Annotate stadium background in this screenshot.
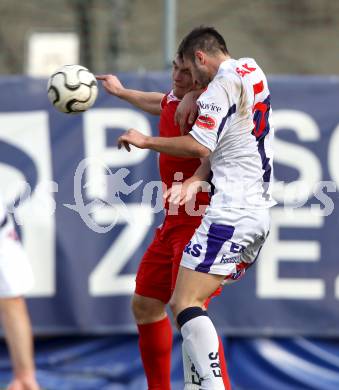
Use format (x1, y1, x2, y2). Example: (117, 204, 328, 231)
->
(0, 0, 339, 389)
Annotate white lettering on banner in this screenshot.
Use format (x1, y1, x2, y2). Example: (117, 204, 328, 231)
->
(84, 109, 153, 295)
(311, 181, 336, 217)
(272, 110, 322, 205)
(331, 128, 339, 299)
(328, 123, 339, 188)
(0, 112, 55, 296)
(0, 108, 336, 298)
(257, 208, 325, 299)
(89, 204, 153, 296)
(83, 109, 151, 199)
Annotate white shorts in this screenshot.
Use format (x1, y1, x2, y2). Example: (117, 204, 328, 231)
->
(0, 215, 34, 297)
(181, 207, 270, 282)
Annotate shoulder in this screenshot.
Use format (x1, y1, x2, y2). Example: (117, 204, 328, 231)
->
(218, 60, 243, 92)
(201, 67, 241, 104)
(161, 90, 181, 108)
(233, 57, 267, 81)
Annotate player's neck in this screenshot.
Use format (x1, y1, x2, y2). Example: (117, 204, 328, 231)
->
(209, 53, 231, 78)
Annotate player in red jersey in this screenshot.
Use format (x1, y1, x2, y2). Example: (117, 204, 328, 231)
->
(97, 56, 231, 390)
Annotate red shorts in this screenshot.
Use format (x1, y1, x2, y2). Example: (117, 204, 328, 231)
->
(135, 213, 222, 304)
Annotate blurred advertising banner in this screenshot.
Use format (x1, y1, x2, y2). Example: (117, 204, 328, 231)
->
(0, 74, 338, 335)
(26, 32, 80, 77)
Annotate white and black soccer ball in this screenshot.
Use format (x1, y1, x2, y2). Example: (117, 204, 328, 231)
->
(47, 65, 98, 113)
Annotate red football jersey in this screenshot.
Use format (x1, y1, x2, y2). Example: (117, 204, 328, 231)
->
(159, 91, 210, 215)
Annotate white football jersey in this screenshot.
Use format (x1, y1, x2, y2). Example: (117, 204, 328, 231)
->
(190, 58, 275, 209)
(0, 194, 6, 223)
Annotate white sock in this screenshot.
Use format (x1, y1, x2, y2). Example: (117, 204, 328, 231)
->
(182, 343, 202, 389)
(181, 315, 225, 390)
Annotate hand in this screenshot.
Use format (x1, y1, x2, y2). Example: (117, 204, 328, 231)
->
(164, 177, 209, 206)
(174, 91, 200, 135)
(96, 74, 124, 97)
(117, 128, 149, 152)
(7, 376, 40, 390)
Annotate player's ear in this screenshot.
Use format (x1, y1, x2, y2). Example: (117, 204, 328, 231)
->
(195, 51, 205, 65)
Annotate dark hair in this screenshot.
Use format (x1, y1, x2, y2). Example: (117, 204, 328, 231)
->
(178, 26, 228, 61)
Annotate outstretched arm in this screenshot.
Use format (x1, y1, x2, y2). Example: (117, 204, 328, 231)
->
(96, 74, 165, 115)
(117, 128, 210, 158)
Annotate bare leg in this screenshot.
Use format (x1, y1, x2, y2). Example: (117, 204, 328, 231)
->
(170, 267, 226, 389)
(0, 297, 40, 390)
(170, 266, 225, 318)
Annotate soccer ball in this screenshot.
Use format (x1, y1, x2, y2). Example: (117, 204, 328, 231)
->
(47, 65, 98, 113)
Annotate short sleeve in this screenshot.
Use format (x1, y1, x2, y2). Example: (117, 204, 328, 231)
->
(189, 78, 237, 152)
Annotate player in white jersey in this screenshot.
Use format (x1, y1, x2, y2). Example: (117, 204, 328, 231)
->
(0, 195, 40, 390)
(190, 59, 274, 210)
(117, 26, 274, 389)
(178, 49, 275, 279)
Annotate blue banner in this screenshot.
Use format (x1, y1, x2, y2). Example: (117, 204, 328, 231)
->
(0, 74, 338, 335)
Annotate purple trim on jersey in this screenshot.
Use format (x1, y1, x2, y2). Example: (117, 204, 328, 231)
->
(252, 96, 271, 141)
(216, 104, 236, 141)
(258, 138, 272, 200)
(0, 214, 8, 229)
(207, 170, 215, 198)
(195, 223, 235, 273)
(253, 95, 272, 200)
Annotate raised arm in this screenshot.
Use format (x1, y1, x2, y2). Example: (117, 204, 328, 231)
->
(191, 156, 211, 182)
(96, 74, 164, 115)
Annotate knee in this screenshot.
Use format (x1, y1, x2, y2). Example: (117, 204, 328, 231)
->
(168, 296, 181, 319)
(131, 294, 148, 321)
(131, 294, 166, 324)
(170, 297, 207, 331)
(169, 293, 205, 320)
(169, 295, 195, 320)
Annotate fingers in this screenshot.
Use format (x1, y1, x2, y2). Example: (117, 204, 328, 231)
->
(175, 107, 188, 133)
(123, 141, 131, 152)
(181, 123, 192, 135)
(117, 129, 138, 152)
(179, 196, 187, 206)
(163, 188, 171, 200)
(179, 119, 188, 135)
(169, 194, 182, 206)
(117, 136, 131, 152)
(96, 74, 119, 82)
(163, 186, 184, 206)
(174, 110, 179, 126)
(95, 74, 108, 80)
(188, 109, 197, 124)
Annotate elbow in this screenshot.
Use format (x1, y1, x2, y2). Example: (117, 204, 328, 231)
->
(196, 145, 211, 158)
(186, 135, 211, 158)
